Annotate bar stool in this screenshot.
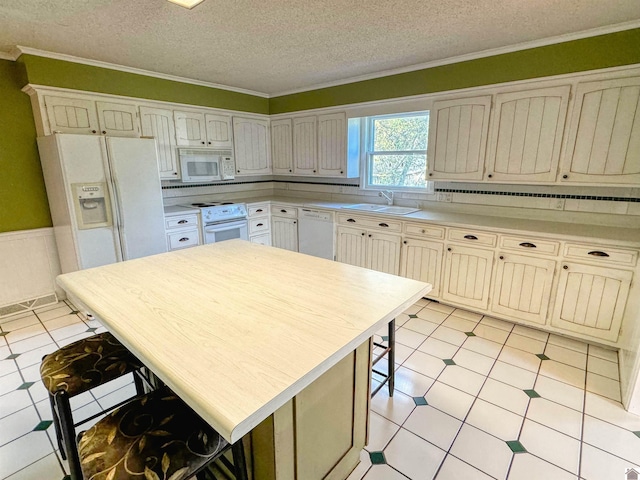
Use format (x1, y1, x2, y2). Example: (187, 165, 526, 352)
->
(40, 332, 146, 480)
(371, 318, 396, 397)
(78, 387, 249, 480)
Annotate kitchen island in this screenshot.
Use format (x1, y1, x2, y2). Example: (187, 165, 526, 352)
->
(56, 240, 431, 479)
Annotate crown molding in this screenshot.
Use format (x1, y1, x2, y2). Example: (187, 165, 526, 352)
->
(0, 49, 18, 61)
(270, 20, 640, 97)
(12, 46, 270, 98)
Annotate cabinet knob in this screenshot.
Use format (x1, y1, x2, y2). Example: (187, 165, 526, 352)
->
(237, 170, 240, 173)
(102, 130, 106, 134)
(562, 174, 568, 179)
(173, 172, 178, 175)
(563, 265, 568, 270)
(403, 240, 407, 244)
(340, 171, 343, 174)
(519, 242, 536, 248)
(208, 141, 212, 145)
(281, 209, 287, 213)
(201, 141, 205, 144)
(313, 170, 316, 173)
(447, 247, 452, 252)
(499, 255, 504, 260)
(368, 234, 372, 237)
(289, 169, 292, 172)
(361, 232, 365, 236)
(293, 221, 296, 224)
(428, 173, 433, 176)
(488, 174, 493, 178)
(421, 229, 425, 234)
(91, 130, 97, 134)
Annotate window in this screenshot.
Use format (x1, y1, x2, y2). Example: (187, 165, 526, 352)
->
(363, 112, 431, 191)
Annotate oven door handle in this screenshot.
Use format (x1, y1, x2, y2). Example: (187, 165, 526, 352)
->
(204, 220, 247, 233)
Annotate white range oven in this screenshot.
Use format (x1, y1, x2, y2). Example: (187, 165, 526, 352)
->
(182, 202, 248, 244)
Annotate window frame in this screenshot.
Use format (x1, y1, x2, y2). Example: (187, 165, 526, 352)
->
(361, 111, 434, 193)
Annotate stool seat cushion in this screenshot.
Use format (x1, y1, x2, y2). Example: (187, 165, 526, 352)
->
(78, 388, 228, 480)
(40, 332, 143, 397)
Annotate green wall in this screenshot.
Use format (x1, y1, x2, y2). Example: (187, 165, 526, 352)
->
(270, 28, 640, 113)
(0, 59, 51, 233)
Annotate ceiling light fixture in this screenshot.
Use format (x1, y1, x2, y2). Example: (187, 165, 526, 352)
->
(167, 0, 205, 9)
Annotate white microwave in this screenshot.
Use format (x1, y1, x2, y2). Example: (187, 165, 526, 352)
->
(178, 149, 235, 182)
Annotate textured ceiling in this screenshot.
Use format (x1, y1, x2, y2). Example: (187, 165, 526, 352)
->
(0, 0, 639, 95)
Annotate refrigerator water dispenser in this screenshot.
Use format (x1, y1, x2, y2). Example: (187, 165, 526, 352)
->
(72, 183, 112, 229)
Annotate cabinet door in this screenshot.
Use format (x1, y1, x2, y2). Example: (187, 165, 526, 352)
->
(233, 117, 271, 175)
(139, 107, 179, 179)
(44, 96, 100, 135)
(551, 263, 632, 341)
(561, 76, 640, 184)
(486, 86, 570, 183)
(204, 114, 233, 149)
(491, 253, 556, 324)
(400, 238, 444, 298)
(271, 216, 298, 252)
(336, 226, 366, 268)
(367, 232, 401, 275)
(293, 116, 317, 175)
(96, 102, 140, 137)
(442, 245, 494, 310)
(427, 96, 491, 181)
(271, 118, 294, 174)
(317, 112, 347, 176)
(174, 111, 207, 147)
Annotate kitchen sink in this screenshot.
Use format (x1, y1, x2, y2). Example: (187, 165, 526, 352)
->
(342, 204, 420, 215)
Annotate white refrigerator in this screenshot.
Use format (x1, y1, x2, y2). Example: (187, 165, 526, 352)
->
(37, 133, 167, 273)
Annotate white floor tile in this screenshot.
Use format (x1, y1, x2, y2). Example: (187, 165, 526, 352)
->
(587, 356, 619, 380)
(498, 346, 541, 373)
(587, 345, 618, 363)
(586, 372, 621, 402)
(451, 309, 482, 322)
(462, 337, 503, 358)
(0, 359, 18, 378)
(415, 298, 430, 307)
(384, 428, 446, 480)
(97, 383, 137, 411)
(4, 452, 64, 480)
(534, 375, 585, 412)
(580, 443, 640, 480)
(42, 313, 83, 332)
(466, 399, 523, 441)
(450, 424, 513, 480)
(72, 401, 105, 433)
(367, 412, 401, 452)
(438, 365, 486, 396)
(489, 361, 537, 390)
(505, 333, 546, 354)
(547, 334, 588, 354)
(403, 305, 422, 315)
(442, 316, 477, 333)
(5, 324, 47, 345)
(394, 313, 411, 328)
(0, 315, 40, 332)
(395, 328, 428, 349)
(394, 344, 414, 365)
(478, 378, 530, 416)
(36, 305, 73, 322)
(55, 331, 93, 347)
(49, 323, 91, 343)
(511, 325, 549, 342)
(544, 344, 587, 370)
(416, 308, 448, 324)
(539, 360, 586, 389)
(584, 392, 640, 431)
(425, 382, 475, 421)
(403, 351, 446, 379)
(371, 390, 416, 425)
(452, 348, 494, 376)
(393, 366, 434, 398)
(10, 333, 53, 355)
(0, 405, 40, 446)
(346, 449, 371, 480)
(417, 337, 459, 359)
(430, 326, 467, 346)
(0, 431, 54, 479)
(583, 415, 640, 465)
(19, 363, 42, 384)
(0, 372, 23, 396)
(526, 398, 582, 439)
(519, 419, 580, 475)
(403, 318, 438, 337)
(28, 381, 50, 404)
(404, 405, 462, 450)
(423, 303, 455, 315)
(362, 464, 407, 480)
(0, 390, 33, 420)
(14, 343, 58, 370)
(479, 316, 514, 332)
(435, 454, 493, 480)
(508, 453, 577, 480)
(472, 324, 509, 344)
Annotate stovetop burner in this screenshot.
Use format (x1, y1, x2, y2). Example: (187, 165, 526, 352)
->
(188, 201, 235, 208)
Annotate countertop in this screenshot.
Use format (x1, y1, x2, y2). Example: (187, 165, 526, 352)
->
(163, 205, 200, 216)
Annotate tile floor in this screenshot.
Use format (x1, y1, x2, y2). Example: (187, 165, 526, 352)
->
(0, 299, 639, 479)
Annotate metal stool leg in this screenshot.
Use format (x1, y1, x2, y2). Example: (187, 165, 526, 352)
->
(55, 391, 83, 480)
(388, 318, 395, 397)
(232, 440, 249, 480)
(48, 393, 66, 459)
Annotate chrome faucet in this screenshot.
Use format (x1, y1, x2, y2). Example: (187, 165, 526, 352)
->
(379, 190, 394, 205)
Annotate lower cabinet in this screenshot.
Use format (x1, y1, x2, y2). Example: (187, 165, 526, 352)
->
(336, 226, 366, 268)
(441, 244, 494, 310)
(336, 226, 401, 275)
(490, 253, 556, 325)
(400, 238, 444, 298)
(551, 262, 633, 342)
(272, 216, 298, 251)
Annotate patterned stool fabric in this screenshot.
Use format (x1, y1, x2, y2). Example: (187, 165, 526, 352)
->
(78, 388, 229, 480)
(40, 331, 143, 396)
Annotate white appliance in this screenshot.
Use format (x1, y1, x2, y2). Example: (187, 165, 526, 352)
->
(37, 134, 168, 273)
(298, 209, 335, 260)
(180, 202, 248, 244)
(179, 149, 235, 182)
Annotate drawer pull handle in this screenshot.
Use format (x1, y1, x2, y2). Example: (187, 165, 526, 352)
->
(519, 242, 536, 248)
(379, 223, 389, 228)
(256, 209, 263, 213)
(179, 237, 189, 242)
(588, 251, 609, 257)
(347, 218, 356, 223)
(256, 223, 263, 227)
(463, 235, 478, 240)
(281, 209, 287, 213)
(178, 220, 188, 224)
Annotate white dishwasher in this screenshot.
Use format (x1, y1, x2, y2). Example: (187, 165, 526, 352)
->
(298, 208, 335, 260)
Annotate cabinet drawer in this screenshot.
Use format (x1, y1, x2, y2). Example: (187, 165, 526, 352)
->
(248, 203, 270, 217)
(563, 244, 638, 266)
(448, 228, 497, 247)
(272, 205, 298, 218)
(165, 214, 199, 230)
(250, 233, 272, 246)
(500, 236, 559, 255)
(167, 228, 199, 250)
(403, 223, 445, 239)
(249, 218, 270, 235)
(337, 214, 402, 233)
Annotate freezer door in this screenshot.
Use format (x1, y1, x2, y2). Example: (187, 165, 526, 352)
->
(106, 137, 168, 260)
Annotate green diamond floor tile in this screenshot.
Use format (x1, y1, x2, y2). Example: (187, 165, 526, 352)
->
(443, 359, 456, 366)
(536, 353, 550, 360)
(5, 353, 20, 360)
(369, 451, 387, 465)
(524, 389, 541, 398)
(70, 311, 79, 315)
(17, 381, 35, 390)
(413, 396, 428, 406)
(381, 336, 389, 342)
(633, 431, 640, 439)
(86, 327, 98, 333)
(408, 314, 418, 318)
(0, 332, 9, 336)
(33, 420, 53, 431)
(506, 440, 527, 453)
(465, 331, 476, 337)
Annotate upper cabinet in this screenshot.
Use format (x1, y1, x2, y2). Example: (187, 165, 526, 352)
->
(233, 117, 271, 175)
(317, 113, 347, 176)
(140, 107, 179, 179)
(96, 102, 140, 137)
(174, 111, 207, 147)
(486, 86, 570, 183)
(561, 76, 640, 185)
(293, 116, 318, 175)
(44, 96, 100, 135)
(205, 114, 233, 149)
(427, 95, 491, 181)
(271, 119, 294, 174)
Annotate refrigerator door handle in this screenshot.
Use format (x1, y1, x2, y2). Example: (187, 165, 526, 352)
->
(102, 141, 125, 262)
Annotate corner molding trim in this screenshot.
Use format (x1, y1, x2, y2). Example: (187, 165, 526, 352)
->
(12, 45, 270, 98)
